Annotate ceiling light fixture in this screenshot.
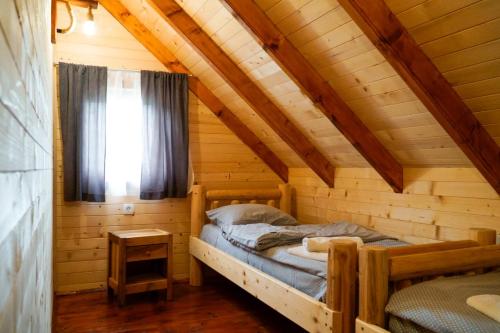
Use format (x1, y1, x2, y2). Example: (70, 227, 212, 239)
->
(83, 6, 96, 36)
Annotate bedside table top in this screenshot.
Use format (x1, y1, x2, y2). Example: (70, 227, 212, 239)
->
(110, 229, 170, 239)
(108, 229, 172, 246)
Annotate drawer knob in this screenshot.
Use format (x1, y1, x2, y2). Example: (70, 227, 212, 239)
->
(146, 251, 151, 256)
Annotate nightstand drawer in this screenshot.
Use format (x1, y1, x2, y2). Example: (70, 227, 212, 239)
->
(126, 244, 167, 262)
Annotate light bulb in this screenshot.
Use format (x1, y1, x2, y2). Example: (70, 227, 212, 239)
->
(83, 20, 96, 36)
(83, 7, 96, 36)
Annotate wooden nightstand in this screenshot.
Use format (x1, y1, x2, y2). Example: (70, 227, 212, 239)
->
(107, 229, 173, 305)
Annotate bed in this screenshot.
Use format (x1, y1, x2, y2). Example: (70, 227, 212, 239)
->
(355, 229, 499, 333)
(189, 184, 359, 332)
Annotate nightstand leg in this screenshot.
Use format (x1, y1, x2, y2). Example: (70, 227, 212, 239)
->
(167, 234, 174, 300)
(118, 239, 127, 306)
(167, 286, 173, 301)
(107, 286, 114, 299)
(107, 238, 113, 301)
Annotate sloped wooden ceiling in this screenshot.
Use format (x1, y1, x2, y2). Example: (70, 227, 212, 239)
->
(99, 0, 499, 188)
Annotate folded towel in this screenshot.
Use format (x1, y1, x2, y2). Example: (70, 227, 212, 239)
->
(302, 236, 364, 252)
(287, 245, 327, 262)
(466, 294, 500, 323)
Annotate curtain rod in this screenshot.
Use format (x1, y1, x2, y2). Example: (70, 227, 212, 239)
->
(52, 63, 193, 76)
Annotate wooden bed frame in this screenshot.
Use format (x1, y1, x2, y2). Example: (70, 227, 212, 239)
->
(355, 229, 499, 333)
(189, 184, 358, 333)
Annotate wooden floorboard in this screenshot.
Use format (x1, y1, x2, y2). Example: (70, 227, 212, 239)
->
(54, 276, 306, 332)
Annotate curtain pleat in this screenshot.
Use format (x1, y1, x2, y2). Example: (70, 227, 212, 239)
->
(58, 63, 107, 202)
(140, 71, 189, 199)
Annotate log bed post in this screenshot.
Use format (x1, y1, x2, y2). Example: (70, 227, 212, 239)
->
(190, 184, 206, 286)
(469, 228, 497, 246)
(358, 246, 389, 327)
(278, 183, 292, 215)
(326, 240, 357, 333)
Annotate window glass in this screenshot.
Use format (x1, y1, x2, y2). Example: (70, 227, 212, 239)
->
(105, 70, 142, 196)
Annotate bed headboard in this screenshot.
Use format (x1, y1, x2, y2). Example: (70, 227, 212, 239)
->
(190, 184, 292, 237)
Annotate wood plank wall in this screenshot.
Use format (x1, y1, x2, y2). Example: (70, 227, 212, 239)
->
(53, 5, 281, 294)
(0, 0, 53, 331)
(290, 168, 500, 244)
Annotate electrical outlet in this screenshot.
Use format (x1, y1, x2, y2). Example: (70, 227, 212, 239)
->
(122, 203, 135, 215)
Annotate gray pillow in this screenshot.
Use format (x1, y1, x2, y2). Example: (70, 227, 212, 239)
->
(206, 204, 297, 226)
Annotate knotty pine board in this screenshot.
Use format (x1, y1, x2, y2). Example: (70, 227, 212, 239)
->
(290, 168, 500, 244)
(0, 0, 53, 331)
(53, 5, 281, 294)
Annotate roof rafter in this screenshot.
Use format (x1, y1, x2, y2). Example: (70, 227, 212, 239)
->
(147, 0, 337, 187)
(338, 0, 500, 194)
(97, 0, 289, 182)
(222, 0, 403, 193)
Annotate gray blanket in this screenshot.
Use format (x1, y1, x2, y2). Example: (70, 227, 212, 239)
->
(220, 221, 392, 251)
(386, 271, 500, 333)
(201, 224, 407, 300)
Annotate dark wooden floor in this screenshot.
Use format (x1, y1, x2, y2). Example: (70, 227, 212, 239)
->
(54, 277, 306, 333)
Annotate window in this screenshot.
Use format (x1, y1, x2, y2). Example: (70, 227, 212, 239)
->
(105, 70, 142, 196)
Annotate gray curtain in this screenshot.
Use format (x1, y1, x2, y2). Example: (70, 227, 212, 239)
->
(58, 63, 107, 202)
(140, 71, 189, 199)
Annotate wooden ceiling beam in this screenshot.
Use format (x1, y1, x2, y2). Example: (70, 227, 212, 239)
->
(338, 0, 500, 194)
(51, 0, 57, 43)
(68, 0, 98, 9)
(97, 0, 288, 182)
(147, 0, 336, 187)
(222, 0, 403, 193)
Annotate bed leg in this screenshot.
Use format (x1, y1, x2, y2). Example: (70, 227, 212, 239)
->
(190, 255, 203, 286)
(190, 184, 206, 287)
(326, 240, 357, 333)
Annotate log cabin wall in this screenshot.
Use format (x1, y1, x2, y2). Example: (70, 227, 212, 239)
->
(0, 0, 53, 331)
(290, 168, 500, 244)
(52, 5, 281, 294)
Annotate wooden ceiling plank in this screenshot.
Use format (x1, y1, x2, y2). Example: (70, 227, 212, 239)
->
(97, 0, 288, 182)
(222, 0, 403, 193)
(338, 0, 500, 194)
(146, 0, 336, 187)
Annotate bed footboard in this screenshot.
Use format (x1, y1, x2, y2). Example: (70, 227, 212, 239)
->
(358, 235, 500, 331)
